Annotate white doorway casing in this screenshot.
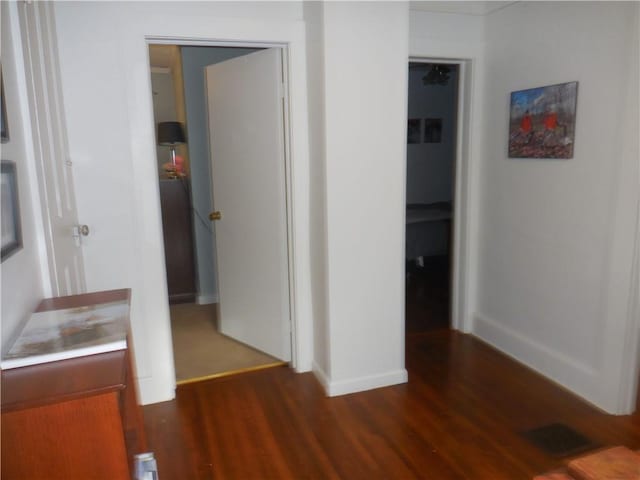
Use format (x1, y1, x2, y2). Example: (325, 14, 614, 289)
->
(407, 57, 474, 334)
(52, 3, 313, 404)
(134, 37, 309, 402)
(409, 8, 487, 338)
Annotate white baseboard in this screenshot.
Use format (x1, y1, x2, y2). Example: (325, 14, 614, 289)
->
(136, 375, 175, 406)
(196, 293, 218, 305)
(472, 312, 605, 410)
(313, 366, 408, 397)
(312, 361, 330, 392)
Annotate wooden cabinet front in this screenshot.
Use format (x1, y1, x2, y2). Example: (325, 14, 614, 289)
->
(1, 289, 148, 480)
(2, 392, 131, 479)
(159, 178, 196, 304)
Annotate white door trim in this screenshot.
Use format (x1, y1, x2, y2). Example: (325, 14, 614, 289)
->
(51, 10, 312, 405)
(17, 1, 86, 296)
(618, 205, 640, 412)
(146, 38, 300, 372)
(407, 57, 474, 332)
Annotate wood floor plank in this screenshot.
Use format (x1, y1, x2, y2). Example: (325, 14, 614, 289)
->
(143, 388, 213, 479)
(145, 331, 640, 479)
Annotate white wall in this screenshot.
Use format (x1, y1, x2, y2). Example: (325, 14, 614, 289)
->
(314, 2, 410, 395)
(303, 1, 330, 379)
(52, 1, 312, 404)
(406, 65, 457, 205)
(181, 46, 259, 305)
(0, 2, 49, 353)
(410, 9, 485, 59)
(475, 1, 639, 413)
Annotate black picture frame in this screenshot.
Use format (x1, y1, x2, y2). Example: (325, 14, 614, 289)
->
(407, 118, 421, 144)
(1, 161, 22, 261)
(1, 68, 8, 144)
(424, 118, 442, 143)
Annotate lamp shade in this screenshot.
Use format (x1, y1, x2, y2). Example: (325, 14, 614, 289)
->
(157, 121, 186, 146)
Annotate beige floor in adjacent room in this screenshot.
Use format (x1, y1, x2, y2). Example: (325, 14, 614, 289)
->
(170, 303, 283, 383)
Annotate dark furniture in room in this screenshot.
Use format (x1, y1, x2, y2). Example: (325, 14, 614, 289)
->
(405, 202, 452, 261)
(1, 289, 149, 480)
(159, 178, 196, 304)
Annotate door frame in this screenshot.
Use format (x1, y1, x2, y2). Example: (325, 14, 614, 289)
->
(17, 1, 86, 296)
(407, 57, 474, 332)
(148, 39, 298, 369)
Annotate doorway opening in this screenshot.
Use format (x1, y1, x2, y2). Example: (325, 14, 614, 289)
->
(147, 44, 291, 385)
(405, 61, 460, 334)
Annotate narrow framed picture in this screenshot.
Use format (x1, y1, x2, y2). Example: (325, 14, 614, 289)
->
(508, 81, 578, 159)
(1, 161, 22, 261)
(407, 118, 421, 144)
(424, 118, 442, 143)
(1, 68, 8, 143)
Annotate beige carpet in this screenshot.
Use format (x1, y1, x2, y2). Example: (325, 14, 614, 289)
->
(170, 303, 282, 383)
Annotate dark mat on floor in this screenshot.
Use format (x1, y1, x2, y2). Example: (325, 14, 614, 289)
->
(521, 423, 599, 457)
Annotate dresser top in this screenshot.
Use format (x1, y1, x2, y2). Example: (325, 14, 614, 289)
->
(1, 289, 132, 411)
(2, 289, 131, 370)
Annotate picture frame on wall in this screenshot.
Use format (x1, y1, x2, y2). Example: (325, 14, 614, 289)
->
(1, 161, 22, 261)
(407, 118, 421, 144)
(1, 68, 9, 144)
(508, 81, 578, 159)
(424, 118, 442, 143)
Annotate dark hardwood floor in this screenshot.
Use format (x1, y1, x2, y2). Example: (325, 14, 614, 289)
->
(144, 334, 640, 479)
(406, 255, 451, 333)
(144, 260, 640, 479)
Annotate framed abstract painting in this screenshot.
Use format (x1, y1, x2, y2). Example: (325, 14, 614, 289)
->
(508, 81, 578, 159)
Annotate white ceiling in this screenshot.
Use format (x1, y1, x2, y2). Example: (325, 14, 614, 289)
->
(409, 1, 518, 16)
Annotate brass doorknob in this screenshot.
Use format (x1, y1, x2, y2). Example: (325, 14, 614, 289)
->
(209, 211, 222, 221)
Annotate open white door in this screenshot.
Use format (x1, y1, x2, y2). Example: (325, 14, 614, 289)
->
(18, 2, 86, 296)
(205, 48, 291, 361)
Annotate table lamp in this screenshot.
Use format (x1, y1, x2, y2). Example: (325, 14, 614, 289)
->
(157, 121, 186, 176)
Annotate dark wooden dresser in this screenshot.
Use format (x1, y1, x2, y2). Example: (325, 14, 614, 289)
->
(1, 289, 148, 479)
(159, 178, 196, 304)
